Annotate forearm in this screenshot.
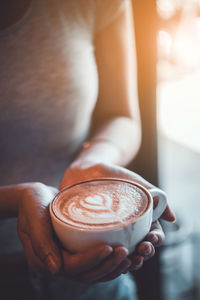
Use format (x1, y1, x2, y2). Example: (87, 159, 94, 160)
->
(73, 116, 141, 167)
(0, 184, 25, 218)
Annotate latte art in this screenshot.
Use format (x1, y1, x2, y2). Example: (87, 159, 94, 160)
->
(53, 181, 149, 230)
(50, 179, 167, 253)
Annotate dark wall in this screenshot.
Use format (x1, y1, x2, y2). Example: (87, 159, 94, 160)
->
(130, 1, 162, 300)
(130, 0, 158, 187)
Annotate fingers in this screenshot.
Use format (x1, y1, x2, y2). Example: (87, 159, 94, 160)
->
(19, 231, 46, 271)
(125, 171, 176, 224)
(62, 221, 164, 281)
(29, 212, 62, 274)
(129, 221, 164, 268)
(128, 255, 144, 271)
(62, 244, 113, 276)
(161, 204, 176, 222)
(95, 258, 132, 283)
(21, 183, 62, 274)
(128, 242, 154, 272)
(62, 221, 163, 280)
(76, 247, 129, 283)
(137, 241, 155, 261)
(146, 220, 165, 247)
(128, 221, 165, 272)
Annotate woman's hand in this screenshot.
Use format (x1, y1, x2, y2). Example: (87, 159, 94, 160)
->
(17, 160, 175, 283)
(17, 182, 62, 274)
(59, 161, 175, 279)
(17, 182, 131, 283)
(60, 161, 175, 223)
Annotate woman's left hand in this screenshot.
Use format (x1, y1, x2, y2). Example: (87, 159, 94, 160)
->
(60, 161, 175, 281)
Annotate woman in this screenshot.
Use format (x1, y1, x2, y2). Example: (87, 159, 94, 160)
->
(0, 0, 175, 299)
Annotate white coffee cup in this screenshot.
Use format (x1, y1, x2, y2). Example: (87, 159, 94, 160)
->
(49, 178, 167, 254)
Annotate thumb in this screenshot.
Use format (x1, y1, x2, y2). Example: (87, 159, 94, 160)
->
(161, 204, 176, 222)
(29, 208, 62, 274)
(25, 183, 62, 274)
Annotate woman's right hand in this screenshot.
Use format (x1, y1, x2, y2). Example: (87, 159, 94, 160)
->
(17, 182, 62, 274)
(17, 182, 131, 282)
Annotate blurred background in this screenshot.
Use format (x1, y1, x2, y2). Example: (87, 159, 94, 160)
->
(157, 0, 200, 299)
(131, 1, 200, 299)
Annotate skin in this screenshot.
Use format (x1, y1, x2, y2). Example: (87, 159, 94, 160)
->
(0, 166, 175, 283)
(0, 0, 176, 284)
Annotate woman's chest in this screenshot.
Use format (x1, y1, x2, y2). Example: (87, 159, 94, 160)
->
(0, 0, 98, 140)
(0, 0, 98, 156)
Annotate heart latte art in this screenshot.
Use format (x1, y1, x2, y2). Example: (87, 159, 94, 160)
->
(53, 181, 149, 230)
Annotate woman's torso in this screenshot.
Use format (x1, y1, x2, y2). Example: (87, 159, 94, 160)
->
(0, 0, 98, 186)
(0, 2, 137, 300)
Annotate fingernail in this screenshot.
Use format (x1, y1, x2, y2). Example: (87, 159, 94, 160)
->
(121, 247, 129, 256)
(115, 247, 129, 258)
(46, 255, 58, 274)
(100, 246, 113, 259)
(139, 242, 152, 255)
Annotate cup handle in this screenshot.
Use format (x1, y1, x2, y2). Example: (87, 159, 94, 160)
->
(149, 188, 167, 222)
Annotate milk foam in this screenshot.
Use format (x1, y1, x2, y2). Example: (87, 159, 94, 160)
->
(53, 181, 149, 230)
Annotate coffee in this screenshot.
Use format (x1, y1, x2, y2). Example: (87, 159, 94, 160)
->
(50, 178, 167, 253)
(53, 180, 149, 231)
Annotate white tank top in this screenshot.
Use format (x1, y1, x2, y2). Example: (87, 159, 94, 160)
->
(0, 0, 126, 187)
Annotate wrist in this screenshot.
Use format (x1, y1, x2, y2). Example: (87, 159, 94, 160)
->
(5, 183, 33, 215)
(0, 184, 27, 218)
(0, 182, 53, 219)
(72, 139, 121, 168)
